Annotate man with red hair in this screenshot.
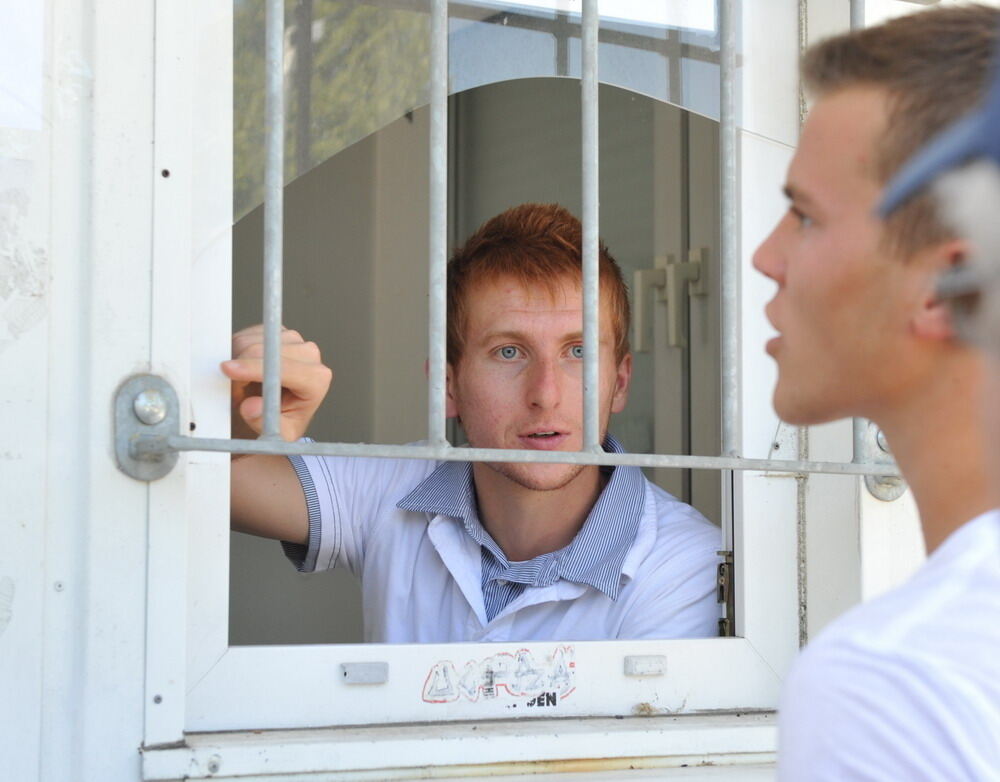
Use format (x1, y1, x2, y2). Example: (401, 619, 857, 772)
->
(226, 203, 721, 644)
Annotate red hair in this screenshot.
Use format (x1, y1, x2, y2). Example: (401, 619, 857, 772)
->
(447, 203, 630, 365)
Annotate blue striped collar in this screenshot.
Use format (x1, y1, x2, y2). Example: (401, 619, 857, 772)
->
(397, 435, 645, 600)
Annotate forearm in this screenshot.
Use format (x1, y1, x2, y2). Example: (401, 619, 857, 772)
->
(230, 454, 309, 545)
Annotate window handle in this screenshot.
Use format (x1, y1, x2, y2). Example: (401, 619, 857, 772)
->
(631, 259, 667, 353)
(632, 250, 708, 352)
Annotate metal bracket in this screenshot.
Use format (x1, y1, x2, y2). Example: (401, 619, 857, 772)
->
(716, 549, 735, 637)
(632, 249, 708, 351)
(114, 374, 180, 481)
(860, 421, 907, 502)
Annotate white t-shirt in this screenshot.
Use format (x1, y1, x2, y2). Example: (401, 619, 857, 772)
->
(284, 447, 722, 643)
(778, 509, 1000, 781)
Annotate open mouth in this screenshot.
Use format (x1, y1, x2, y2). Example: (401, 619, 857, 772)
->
(519, 430, 570, 449)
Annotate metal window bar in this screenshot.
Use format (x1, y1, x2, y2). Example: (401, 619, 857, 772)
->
(428, 0, 449, 447)
(850, 0, 868, 466)
(261, 0, 285, 441)
(720, 0, 739, 457)
(581, 0, 601, 451)
(125, 1, 903, 484)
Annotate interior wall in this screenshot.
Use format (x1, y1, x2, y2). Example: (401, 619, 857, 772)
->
(453, 79, 659, 458)
(229, 130, 381, 644)
(372, 109, 431, 445)
(452, 79, 721, 524)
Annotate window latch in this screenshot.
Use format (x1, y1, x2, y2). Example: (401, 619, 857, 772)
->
(631, 249, 708, 352)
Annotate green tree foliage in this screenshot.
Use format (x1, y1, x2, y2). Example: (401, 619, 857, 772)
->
(234, 0, 431, 217)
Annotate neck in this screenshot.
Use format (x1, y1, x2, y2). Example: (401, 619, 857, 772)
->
(871, 355, 1000, 553)
(471, 464, 605, 561)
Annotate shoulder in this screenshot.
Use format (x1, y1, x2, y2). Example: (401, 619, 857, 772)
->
(778, 564, 1000, 780)
(779, 629, 954, 780)
(293, 442, 443, 505)
(625, 479, 721, 588)
(642, 480, 722, 558)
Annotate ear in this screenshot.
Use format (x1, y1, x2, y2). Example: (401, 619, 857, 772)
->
(445, 362, 460, 418)
(911, 239, 968, 342)
(610, 353, 633, 414)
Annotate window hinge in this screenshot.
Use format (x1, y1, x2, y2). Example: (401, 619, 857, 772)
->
(717, 549, 735, 637)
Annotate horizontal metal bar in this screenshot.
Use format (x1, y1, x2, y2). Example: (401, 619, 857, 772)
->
(136, 434, 901, 477)
(367, 1, 727, 65)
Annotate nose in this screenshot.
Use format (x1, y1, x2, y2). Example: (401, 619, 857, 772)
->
(526, 356, 563, 410)
(752, 215, 788, 286)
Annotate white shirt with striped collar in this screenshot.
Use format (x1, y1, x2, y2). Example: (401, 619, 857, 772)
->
(284, 438, 722, 643)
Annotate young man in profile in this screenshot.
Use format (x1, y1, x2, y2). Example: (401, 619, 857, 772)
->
(752, 7, 1000, 778)
(225, 203, 721, 643)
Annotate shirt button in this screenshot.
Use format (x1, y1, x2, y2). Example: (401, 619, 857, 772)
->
(496, 579, 508, 586)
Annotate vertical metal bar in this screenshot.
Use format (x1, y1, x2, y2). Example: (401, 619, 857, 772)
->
(262, 0, 285, 441)
(428, 0, 449, 447)
(850, 0, 866, 31)
(851, 0, 867, 463)
(720, 0, 739, 456)
(554, 11, 570, 77)
(294, 0, 314, 177)
(581, 0, 601, 451)
(853, 417, 867, 463)
(796, 0, 810, 650)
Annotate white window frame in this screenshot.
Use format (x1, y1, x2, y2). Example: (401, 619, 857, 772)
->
(134, 0, 895, 777)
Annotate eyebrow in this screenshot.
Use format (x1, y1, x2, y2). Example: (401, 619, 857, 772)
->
(478, 329, 585, 346)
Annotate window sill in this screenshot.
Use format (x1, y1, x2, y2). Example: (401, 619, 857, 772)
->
(142, 711, 776, 780)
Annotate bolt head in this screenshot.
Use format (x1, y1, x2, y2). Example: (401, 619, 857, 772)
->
(134, 389, 167, 425)
(875, 428, 890, 453)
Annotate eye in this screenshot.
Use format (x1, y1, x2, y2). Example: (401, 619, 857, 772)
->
(497, 345, 520, 360)
(790, 206, 814, 228)
(570, 345, 584, 359)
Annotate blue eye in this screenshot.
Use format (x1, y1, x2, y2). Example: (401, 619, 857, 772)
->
(790, 206, 814, 228)
(571, 345, 584, 359)
(498, 346, 519, 359)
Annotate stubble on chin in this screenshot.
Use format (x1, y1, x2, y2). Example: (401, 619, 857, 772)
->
(485, 460, 588, 493)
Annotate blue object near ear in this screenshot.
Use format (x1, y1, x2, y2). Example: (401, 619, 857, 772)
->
(878, 42, 1000, 218)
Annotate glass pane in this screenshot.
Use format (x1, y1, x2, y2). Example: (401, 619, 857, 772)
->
(230, 1, 726, 647)
(234, 0, 723, 219)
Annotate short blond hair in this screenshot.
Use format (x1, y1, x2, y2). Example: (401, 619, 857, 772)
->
(803, 4, 1000, 255)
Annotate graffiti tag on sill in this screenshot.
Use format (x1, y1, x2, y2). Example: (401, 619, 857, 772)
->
(421, 645, 575, 705)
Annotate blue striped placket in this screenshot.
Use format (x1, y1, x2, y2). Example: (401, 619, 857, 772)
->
(397, 435, 645, 622)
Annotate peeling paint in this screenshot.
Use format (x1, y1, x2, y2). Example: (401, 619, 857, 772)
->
(632, 695, 688, 717)
(0, 576, 14, 638)
(0, 158, 48, 354)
